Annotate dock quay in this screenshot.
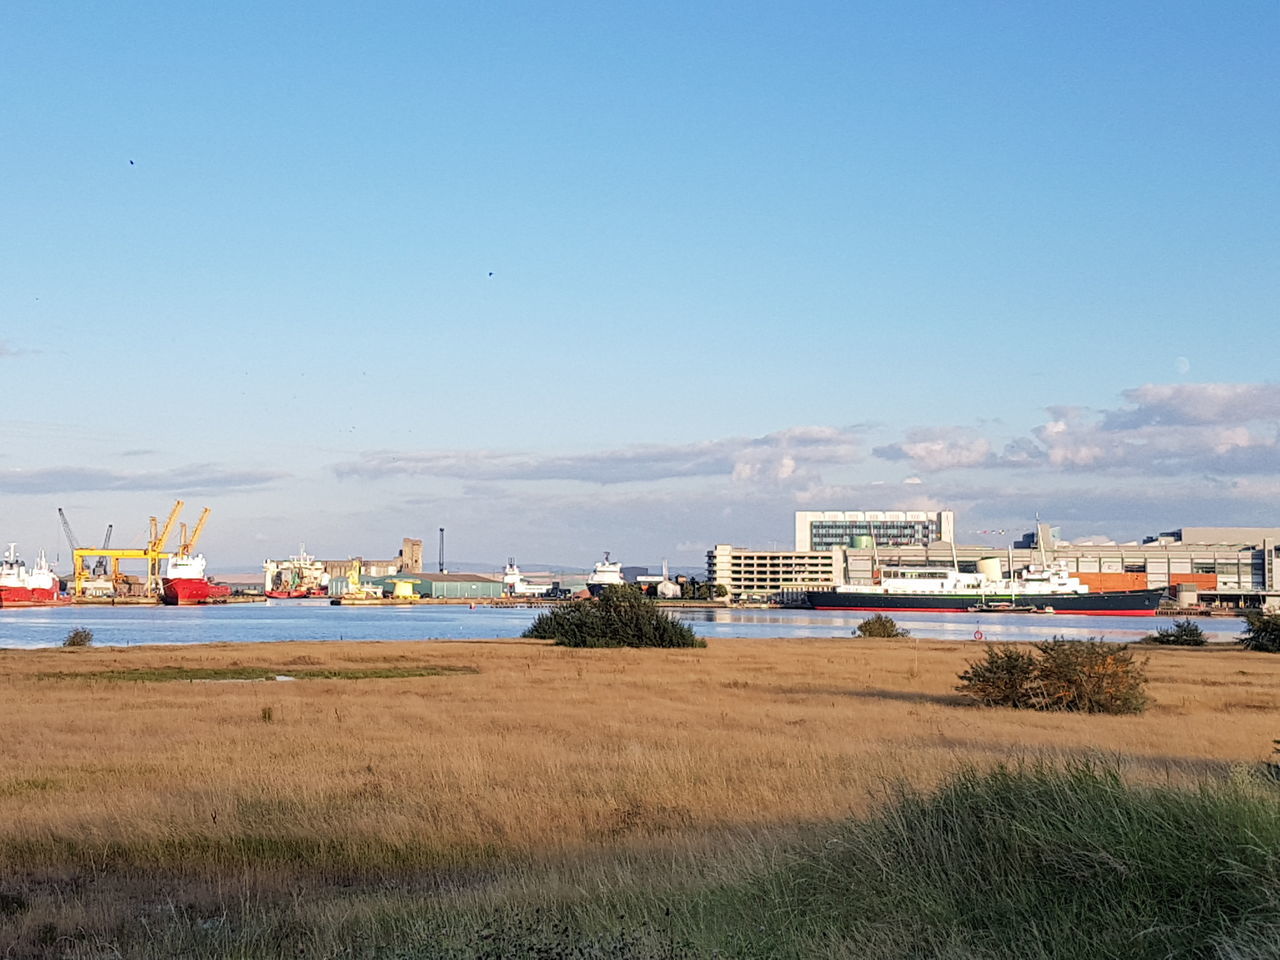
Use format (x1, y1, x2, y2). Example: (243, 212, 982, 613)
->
(68, 595, 266, 606)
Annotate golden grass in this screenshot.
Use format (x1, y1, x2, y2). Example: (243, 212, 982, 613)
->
(0, 635, 1276, 869)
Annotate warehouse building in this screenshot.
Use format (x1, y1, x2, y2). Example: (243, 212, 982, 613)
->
(344, 572, 503, 599)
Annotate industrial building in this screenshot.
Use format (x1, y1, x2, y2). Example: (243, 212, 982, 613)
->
(794, 510, 955, 550)
(709, 517, 1280, 608)
(376, 573, 503, 599)
(315, 537, 424, 580)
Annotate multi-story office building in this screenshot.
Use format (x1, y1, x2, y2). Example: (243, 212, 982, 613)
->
(795, 510, 955, 551)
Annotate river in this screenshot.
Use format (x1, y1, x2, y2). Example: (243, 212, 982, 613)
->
(0, 601, 1245, 650)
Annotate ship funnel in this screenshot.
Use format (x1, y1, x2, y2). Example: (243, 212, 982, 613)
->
(976, 557, 1003, 581)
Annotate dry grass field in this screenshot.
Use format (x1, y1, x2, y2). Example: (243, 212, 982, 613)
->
(0, 635, 1277, 956)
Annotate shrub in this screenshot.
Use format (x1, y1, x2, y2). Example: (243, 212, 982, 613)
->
(1033, 639, 1149, 714)
(855, 614, 909, 638)
(522, 584, 705, 648)
(1240, 609, 1280, 653)
(957, 638, 1149, 714)
(1141, 618, 1207, 646)
(63, 628, 93, 648)
(954, 645, 1037, 707)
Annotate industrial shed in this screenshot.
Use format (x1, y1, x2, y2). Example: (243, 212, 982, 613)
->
(364, 573, 503, 599)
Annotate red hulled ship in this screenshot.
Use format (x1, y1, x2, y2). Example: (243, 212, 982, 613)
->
(161, 553, 231, 605)
(0, 544, 65, 607)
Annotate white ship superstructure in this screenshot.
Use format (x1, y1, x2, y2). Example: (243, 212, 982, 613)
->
(502, 558, 550, 597)
(586, 552, 625, 596)
(0, 544, 58, 592)
(264, 544, 331, 596)
(0, 544, 63, 605)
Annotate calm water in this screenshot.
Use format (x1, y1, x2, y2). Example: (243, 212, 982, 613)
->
(0, 600, 1246, 650)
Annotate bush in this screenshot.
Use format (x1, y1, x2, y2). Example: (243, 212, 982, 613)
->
(1141, 618, 1207, 646)
(63, 628, 93, 648)
(855, 614, 909, 638)
(957, 638, 1149, 714)
(952, 644, 1037, 707)
(522, 584, 705, 648)
(1241, 609, 1280, 653)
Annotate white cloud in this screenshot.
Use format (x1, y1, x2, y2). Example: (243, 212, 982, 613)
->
(1104, 383, 1280, 429)
(333, 426, 866, 486)
(874, 383, 1280, 477)
(874, 428, 993, 470)
(0, 464, 288, 495)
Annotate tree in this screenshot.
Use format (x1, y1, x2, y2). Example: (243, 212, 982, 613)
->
(1241, 609, 1280, 653)
(1141, 619, 1207, 646)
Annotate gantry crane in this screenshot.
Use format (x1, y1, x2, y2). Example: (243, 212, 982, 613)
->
(71, 499, 197, 598)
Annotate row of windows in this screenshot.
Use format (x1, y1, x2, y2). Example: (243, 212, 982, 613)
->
(812, 527, 934, 534)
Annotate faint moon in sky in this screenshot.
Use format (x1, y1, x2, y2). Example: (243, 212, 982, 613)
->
(1174, 356, 1191, 374)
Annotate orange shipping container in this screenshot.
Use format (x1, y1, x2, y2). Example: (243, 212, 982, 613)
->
(1074, 572, 1149, 592)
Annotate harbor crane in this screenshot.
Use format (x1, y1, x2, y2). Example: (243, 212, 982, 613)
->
(57, 508, 113, 577)
(71, 499, 195, 598)
(177, 507, 210, 557)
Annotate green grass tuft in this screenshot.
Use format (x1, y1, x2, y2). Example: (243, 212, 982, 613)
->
(723, 760, 1280, 958)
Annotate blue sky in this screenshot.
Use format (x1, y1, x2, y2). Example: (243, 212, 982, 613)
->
(2, 2, 1277, 569)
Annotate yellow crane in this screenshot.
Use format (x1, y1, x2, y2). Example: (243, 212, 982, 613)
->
(178, 507, 211, 556)
(71, 500, 214, 599)
(144, 500, 184, 595)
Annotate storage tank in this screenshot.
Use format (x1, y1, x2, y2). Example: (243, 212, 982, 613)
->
(851, 535, 874, 549)
(976, 557, 1003, 581)
(1175, 583, 1199, 607)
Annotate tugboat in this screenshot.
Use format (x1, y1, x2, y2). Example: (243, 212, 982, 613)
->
(0, 544, 65, 607)
(585, 552, 625, 597)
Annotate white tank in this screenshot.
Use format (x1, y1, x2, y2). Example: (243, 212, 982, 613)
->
(976, 557, 1003, 581)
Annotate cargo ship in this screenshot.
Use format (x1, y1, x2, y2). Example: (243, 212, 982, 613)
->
(0, 544, 65, 607)
(806, 560, 1166, 617)
(161, 553, 232, 605)
(264, 546, 330, 598)
(585, 552, 624, 597)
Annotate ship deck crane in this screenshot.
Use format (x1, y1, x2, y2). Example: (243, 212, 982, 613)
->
(178, 507, 210, 557)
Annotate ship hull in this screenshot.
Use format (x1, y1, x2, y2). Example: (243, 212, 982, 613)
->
(0, 587, 66, 608)
(806, 587, 1166, 617)
(161, 578, 232, 606)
